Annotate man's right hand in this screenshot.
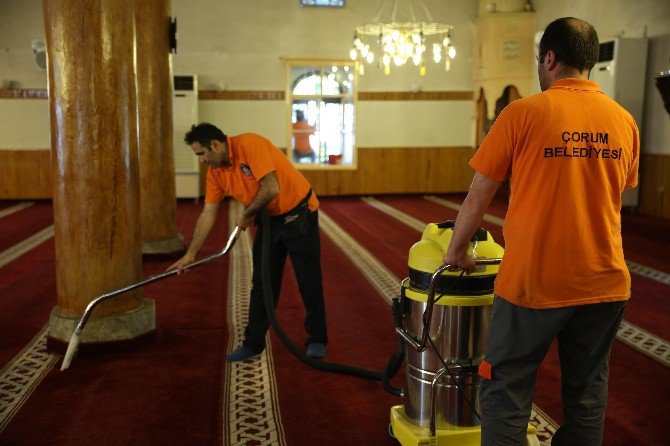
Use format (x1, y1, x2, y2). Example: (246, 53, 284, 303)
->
(167, 253, 196, 274)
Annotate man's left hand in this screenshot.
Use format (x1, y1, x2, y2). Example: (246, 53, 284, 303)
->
(236, 212, 255, 230)
(442, 252, 476, 275)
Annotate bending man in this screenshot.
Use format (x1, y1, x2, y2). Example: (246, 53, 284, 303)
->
(169, 123, 328, 361)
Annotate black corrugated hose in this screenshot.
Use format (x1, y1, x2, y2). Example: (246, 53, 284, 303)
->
(258, 209, 403, 396)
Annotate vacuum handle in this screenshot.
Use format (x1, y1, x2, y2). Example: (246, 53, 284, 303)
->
(398, 258, 502, 353)
(76, 226, 241, 330)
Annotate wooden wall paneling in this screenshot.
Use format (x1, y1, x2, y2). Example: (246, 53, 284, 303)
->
(300, 147, 475, 196)
(638, 153, 669, 218)
(0, 149, 52, 198)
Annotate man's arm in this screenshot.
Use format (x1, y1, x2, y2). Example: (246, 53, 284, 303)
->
(443, 172, 502, 273)
(236, 172, 280, 230)
(167, 202, 220, 273)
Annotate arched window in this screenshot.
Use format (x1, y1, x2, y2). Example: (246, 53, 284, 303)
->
(286, 61, 357, 168)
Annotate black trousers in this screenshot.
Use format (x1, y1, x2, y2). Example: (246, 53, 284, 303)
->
(480, 297, 627, 446)
(243, 211, 328, 353)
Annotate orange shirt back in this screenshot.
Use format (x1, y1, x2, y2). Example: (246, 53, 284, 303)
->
(205, 133, 319, 216)
(471, 78, 639, 309)
(293, 121, 315, 155)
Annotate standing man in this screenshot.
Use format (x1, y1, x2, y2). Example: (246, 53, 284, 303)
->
(292, 110, 317, 163)
(168, 123, 328, 361)
(443, 18, 638, 446)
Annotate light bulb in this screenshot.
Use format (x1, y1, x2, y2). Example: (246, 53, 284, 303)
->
(413, 54, 422, 65)
(383, 54, 391, 66)
(348, 73, 354, 80)
(433, 43, 441, 63)
(392, 30, 400, 41)
(332, 65, 338, 72)
(412, 33, 421, 44)
(393, 56, 403, 66)
(344, 65, 350, 72)
(366, 52, 374, 64)
(443, 36, 451, 47)
(361, 45, 369, 57)
(349, 48, 357, 60)
(448, 46, 456, 59)
(354, 37, 362, 48)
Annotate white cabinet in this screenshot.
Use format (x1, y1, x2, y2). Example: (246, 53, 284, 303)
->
(173, 75, 200, 198)
(590, 38, 648, 207)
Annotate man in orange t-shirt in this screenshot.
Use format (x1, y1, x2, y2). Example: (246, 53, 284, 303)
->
(444, 18, 638, 446)
(168, 123, 328, 361)
(292, 110, 316, 163)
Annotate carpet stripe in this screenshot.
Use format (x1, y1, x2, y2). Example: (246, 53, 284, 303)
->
(0, 202, 34, 220)
(368, 196, 670, 368)
(0, 325, 58, 433)
(319, 207, 559, 440)
(318, 211, 396, 304)
(424, 195, 670, 287)
(617, 320, 670, 367)
(625, 260, 670, 286)
(0, 226, 54, 270)
(224, 202, 286, 446)
(424, 195, 505, 226)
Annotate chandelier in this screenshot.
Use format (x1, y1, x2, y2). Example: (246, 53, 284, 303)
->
(349, 0, 456, 76)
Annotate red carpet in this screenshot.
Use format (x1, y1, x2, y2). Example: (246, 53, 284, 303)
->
(0, 195, 667, 446)
(0, 200, 232, 446)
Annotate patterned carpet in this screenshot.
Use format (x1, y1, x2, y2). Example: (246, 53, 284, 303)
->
(0, 195, 668, 445)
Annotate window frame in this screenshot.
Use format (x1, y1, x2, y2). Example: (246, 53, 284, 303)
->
(285, 58, 358, 170)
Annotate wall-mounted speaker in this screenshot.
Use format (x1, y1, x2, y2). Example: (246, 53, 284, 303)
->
(32, 39, 47, 71)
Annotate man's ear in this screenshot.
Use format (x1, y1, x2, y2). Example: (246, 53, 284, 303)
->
(210, 140, 223, 152)
(544, 50, 559, 71)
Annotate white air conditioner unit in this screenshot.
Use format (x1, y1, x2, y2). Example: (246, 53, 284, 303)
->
(173, 75, 200, 199)
(590, 38, 648, 208)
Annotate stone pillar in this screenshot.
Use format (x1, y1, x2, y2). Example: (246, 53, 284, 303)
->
(44, 0, 156, 349)
(135, 0, 184, 255)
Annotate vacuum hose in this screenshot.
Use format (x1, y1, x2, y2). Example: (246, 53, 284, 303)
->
(60, 209, 405, 397)
(259, 210, 403, 395)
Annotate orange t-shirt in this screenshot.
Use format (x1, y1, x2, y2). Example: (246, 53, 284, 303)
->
(205, 133, 319, 216)
(293, 120, 315, 155)
(471, 78, 639, 309)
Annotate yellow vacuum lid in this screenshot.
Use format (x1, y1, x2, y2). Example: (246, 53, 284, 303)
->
(407, 221, 504, 296)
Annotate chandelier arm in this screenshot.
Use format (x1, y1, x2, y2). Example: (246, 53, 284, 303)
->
(391, 0, 399, 23)
(408, 0, 417, 23)
(372, 0, 391, 22)
(417, 0, 435, 23)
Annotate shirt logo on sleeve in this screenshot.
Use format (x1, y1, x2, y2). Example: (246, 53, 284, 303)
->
(240, 163, 252, 176)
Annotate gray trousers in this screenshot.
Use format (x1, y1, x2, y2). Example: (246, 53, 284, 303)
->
(479, 296, 627, 446)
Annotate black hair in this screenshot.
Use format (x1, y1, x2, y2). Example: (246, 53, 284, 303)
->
(539, 17, 599, 71)
(184, 122, 226, 148)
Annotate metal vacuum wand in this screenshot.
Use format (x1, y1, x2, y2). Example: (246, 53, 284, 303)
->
(60, 226, 241, 371)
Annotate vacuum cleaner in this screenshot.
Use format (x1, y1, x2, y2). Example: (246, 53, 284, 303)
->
(390, 220, 539, 446)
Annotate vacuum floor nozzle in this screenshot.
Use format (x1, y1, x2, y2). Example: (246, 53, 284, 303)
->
(59, 227, 240, 371)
